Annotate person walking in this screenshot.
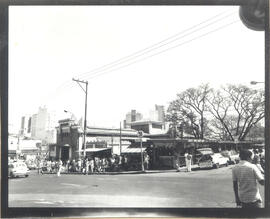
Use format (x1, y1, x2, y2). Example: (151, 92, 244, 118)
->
(57, 159, 62, 177)
(144, 153, 150, 170)
(185, 152, 192, 172)
(232, 149, 264, 208)
(90, 158, 94, 174)
(253, 149, 264, 174)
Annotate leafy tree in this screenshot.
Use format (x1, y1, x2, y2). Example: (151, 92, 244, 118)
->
(166, 84, 212, 139)
(207, 85, 264, 141)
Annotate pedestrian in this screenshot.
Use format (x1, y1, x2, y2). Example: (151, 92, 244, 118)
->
(77, 159, 82, 173)
(253, 149, 264, 174)
(232, 149, 264, 208)
(57, 159, 62, 177)
(144, 153, 150, 170)
(85, 158, 90, 175)
(90, 158, 94, 173)
(47, 160, 52, 173)
(82, 158, 86, 174)
(51, 160, 56, 173)
(185, 152, 192, 172)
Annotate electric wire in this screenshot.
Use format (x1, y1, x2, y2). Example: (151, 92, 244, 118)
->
(42, 9, 239, 104)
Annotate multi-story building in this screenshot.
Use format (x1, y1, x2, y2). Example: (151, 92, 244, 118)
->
(124, 109, 143, 128)
(19, 115, 32, 137)
(31, 106, 57, 144)
(149, 105, 165, 123)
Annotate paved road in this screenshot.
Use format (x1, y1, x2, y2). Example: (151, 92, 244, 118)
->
(8, 166, 264, 207)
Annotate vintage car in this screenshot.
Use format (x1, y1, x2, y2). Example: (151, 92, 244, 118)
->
(221, 150, 240, 164)
(8, 161, 30, 178)
(198, 153, 230, 169)
(194, 148, 214, 164)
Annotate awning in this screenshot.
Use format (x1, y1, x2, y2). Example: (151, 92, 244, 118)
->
(85, 148, 111, 152)
(121, 147, 147, 153)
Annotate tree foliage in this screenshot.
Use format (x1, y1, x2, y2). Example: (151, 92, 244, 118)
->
(207, 85, 264, 141)
(166, 84, 212, 139)
(166, 84, 264, 141)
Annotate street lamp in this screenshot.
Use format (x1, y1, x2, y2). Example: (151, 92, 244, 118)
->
(137, 130, 145, 172)
(250, 81, 264, 85)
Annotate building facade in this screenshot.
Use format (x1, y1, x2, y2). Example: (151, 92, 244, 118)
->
(51, 118, 141, 161)
(130, 120, 166, 135)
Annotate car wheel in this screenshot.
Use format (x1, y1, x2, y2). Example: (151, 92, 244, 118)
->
(225, 162, 228, 167)
(25, 174, 29, 177)
(215, 163, 220, 169)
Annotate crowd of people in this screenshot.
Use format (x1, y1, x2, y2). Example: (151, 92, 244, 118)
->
(37, 153, 151, 175)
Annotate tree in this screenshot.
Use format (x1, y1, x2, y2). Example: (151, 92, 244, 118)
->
(207, 84, 264, 141)
(166, 84, 212, 139)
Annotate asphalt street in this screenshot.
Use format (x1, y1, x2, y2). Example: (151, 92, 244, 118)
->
(8, 166, 265, 207)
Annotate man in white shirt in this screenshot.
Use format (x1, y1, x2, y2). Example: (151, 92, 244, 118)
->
(232, 149, 264, 208)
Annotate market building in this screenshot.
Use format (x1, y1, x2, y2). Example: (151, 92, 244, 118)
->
(50, 118, 144, 161)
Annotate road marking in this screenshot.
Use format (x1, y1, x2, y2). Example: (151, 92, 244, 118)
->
(61, 183, 82, 187)
(35, 201, 54, 204)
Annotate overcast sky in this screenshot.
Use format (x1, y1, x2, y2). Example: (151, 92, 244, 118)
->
(9, 5, 264, 132)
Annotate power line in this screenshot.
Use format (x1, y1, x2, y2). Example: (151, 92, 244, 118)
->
(42, 10, 239, 103)
(77, 10, 237, 79)
(52, 9, 237, 92)
(84, 20, 240, 80)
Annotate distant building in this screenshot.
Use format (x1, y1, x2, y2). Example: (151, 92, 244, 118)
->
(124, 109, 143, 128)
(20, 115, 32, 137)
(31, 106, 57, 144)
(149, 105, 165, 123)
(8, 134, 42, 160)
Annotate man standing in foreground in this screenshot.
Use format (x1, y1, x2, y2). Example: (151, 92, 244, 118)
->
(232, 149, 264, 208)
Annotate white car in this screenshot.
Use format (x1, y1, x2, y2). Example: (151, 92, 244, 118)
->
(8, 162, 30, 178)
(221, 150, 240, 164)
(198, 153, 230, 169)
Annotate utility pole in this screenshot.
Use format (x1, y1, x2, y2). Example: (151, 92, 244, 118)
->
(120, 122, 122, 155)
(72, 78, 88, 158)
(137, 130, 144, 172)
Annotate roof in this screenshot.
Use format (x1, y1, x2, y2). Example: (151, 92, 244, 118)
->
(130, 120, 164, 125)
(85, 148, 112, 152)
(85, 127, 140, 137)
(121, 147, 147, 153)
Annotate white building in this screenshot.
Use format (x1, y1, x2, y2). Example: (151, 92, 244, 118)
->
(124, 109, 143, 128)
(31, 106, 57, 144)
(149, 105, 165, 123)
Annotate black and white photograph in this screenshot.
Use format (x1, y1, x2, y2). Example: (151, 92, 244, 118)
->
(4, 1, 268, 215)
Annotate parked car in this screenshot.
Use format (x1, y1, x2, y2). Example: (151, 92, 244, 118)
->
(221, 150, 240, 164)
(198, 153, 230, 169)
(194, 148, 214, 164)
(8, 161, 30, 178)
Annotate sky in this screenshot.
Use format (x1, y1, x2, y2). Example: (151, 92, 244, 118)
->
(8, 5, 265, 132)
